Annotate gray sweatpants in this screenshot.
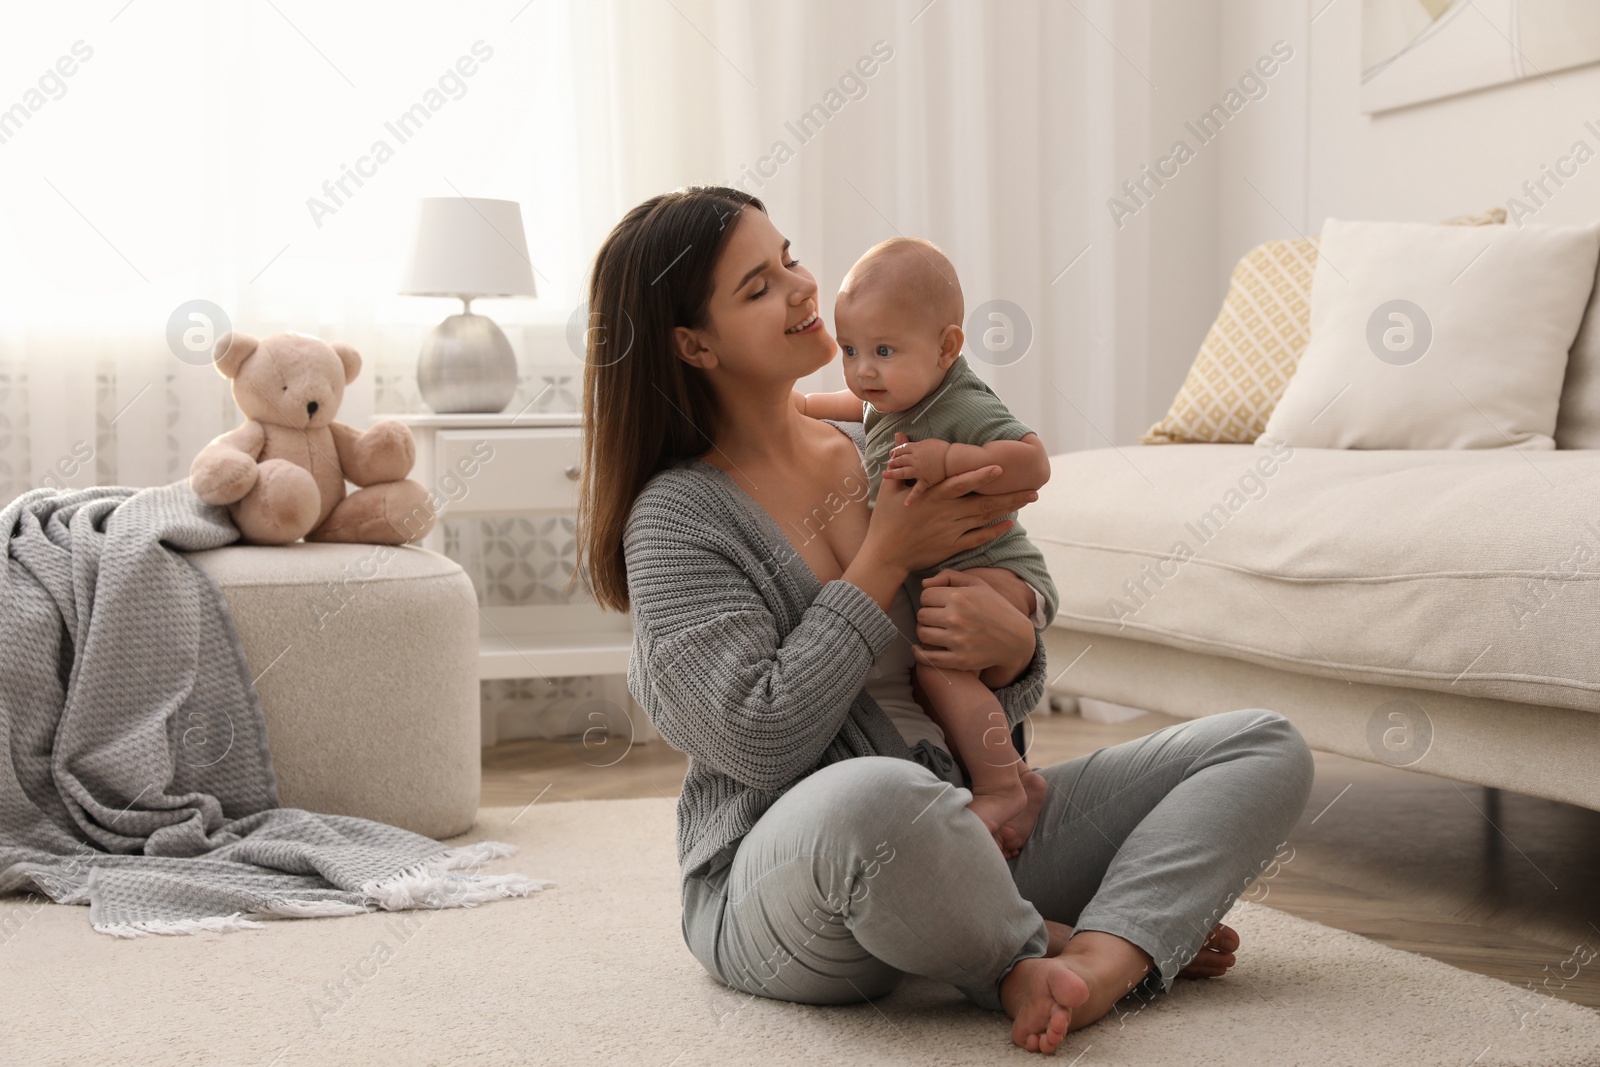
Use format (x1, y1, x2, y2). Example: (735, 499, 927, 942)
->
(680, 708, 1314, 1012)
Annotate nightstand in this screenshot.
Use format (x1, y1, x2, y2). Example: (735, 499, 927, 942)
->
(385, 412, 648, 747)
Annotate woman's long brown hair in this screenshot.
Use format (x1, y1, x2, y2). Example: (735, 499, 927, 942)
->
(574, 186, 765, 613)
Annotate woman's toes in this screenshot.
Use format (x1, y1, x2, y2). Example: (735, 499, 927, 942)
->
(1175, 921, 1241, 979)
(1207, 922, 1240, 952)
(1179, 955, 1228, 978)
(1042, 1003, 1071, 1054)
(1177, 929, 1239, 978)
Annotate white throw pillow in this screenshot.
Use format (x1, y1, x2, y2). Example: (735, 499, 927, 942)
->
(1555, 260, 1600, 448)
(1258, 218, 1600, 450)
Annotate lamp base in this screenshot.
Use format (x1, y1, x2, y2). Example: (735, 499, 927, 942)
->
(417, 312, 519, 414)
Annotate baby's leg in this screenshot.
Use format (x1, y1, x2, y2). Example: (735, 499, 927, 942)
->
(960, 566, 1038, 619)
(941, 566, 1050, 855)
(960, 567, 1040, 689)
(914, 661, 1027, 845)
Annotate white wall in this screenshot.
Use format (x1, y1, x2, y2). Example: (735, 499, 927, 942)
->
(1220, 0, 1600, 273)
(1143, 0, 1225, 439)
(1216, 1, 1310, 286)
(1092, 0, 1229, 443)
(1073, 1, 1319, 440)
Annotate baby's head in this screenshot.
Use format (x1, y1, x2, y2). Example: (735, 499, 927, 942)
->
(834, 237, 964, 412)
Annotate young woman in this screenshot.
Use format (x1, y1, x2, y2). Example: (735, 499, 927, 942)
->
(576, 186, 1314, 1054)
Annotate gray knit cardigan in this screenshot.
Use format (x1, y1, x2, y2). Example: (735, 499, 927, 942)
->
(622, 422, 1049, 879)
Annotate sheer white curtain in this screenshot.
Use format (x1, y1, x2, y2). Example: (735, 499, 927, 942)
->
(0, 0, 1162, 738)
(563, 0, 1159, 451)
(0, 1, 587, 499)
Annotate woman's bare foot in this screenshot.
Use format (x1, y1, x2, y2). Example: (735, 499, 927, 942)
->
(1177, 922, 1239, 978)
(996, 769, 1048, 857)
(1003, 930, 1155, 1050)
(1041, 920, 1240, 978)
(999, 956, 1090, 1054)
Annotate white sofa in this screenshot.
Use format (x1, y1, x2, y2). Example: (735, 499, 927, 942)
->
(1032, 443, 1600, 812)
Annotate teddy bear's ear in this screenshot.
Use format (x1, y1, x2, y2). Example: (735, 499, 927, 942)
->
(212, 332, 259, 379)
(331, 341, 362, 385)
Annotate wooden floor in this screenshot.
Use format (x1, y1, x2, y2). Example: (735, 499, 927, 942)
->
(482, 708, 1600, 1010)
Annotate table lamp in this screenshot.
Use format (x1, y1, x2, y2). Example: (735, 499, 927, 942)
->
(400, 196, 538, 414)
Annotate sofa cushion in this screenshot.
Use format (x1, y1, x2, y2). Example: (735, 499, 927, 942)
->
(1258, 219, 1600, 451)
(1142, 207, 1507, 446)
(1032, 445, 1600, 714)
(1557, 255, 1600, 448)
(1140, 237, 1316, 445)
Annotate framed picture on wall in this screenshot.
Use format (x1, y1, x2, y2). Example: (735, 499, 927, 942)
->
(1362, 0, 1600, 113)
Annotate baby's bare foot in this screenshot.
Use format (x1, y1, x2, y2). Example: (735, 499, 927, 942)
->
(966, 778, 1027, 844)
(996, 769, 1047, 857)
(999, 956, 1090, 1054)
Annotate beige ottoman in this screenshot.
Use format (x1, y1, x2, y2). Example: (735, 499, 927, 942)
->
(186, 543, 480, 840)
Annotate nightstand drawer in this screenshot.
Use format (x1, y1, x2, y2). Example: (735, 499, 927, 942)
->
(437, 427, 582, 513)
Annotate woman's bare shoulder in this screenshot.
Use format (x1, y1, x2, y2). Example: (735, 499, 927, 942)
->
(807, 417, 867, 465)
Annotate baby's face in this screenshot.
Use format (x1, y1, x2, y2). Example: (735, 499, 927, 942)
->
(834, 288, 954, 413)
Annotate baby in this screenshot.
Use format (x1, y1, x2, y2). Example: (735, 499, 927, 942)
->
(797, 237, 1059, 855)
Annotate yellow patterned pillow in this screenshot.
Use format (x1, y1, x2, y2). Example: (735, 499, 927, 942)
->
(1142, 207, 1507, 444)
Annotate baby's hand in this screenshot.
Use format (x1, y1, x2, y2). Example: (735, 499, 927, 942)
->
(884, 432, 950, 495)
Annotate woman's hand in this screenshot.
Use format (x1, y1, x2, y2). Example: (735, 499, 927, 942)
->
(843, 466, 1036, 611)
(912, 569, 1036, 684)
(873, 467, 1036, 574)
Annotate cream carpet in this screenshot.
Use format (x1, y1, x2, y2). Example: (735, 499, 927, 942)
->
(3, 797, 1598, 1066)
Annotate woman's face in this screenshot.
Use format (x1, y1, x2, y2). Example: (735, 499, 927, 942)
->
(678, 206, 835, 387)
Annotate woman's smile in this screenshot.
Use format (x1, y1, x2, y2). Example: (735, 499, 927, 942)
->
(786, 308, 822, 334)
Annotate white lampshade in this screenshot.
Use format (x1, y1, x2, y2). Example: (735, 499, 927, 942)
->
(399, 197, 538, 299)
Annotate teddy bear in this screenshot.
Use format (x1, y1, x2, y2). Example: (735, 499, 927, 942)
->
(189, 331, 436, 546)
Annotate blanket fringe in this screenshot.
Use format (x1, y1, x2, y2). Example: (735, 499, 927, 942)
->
(432, 840, 521, 869)
(94, 912, 268, 939)
(246, 899, 374, 919)
(359, 839, 554, 911)
(89, 840, 552, 938)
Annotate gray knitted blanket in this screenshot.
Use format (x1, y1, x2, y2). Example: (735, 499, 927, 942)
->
(0, 481, 548, 936)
